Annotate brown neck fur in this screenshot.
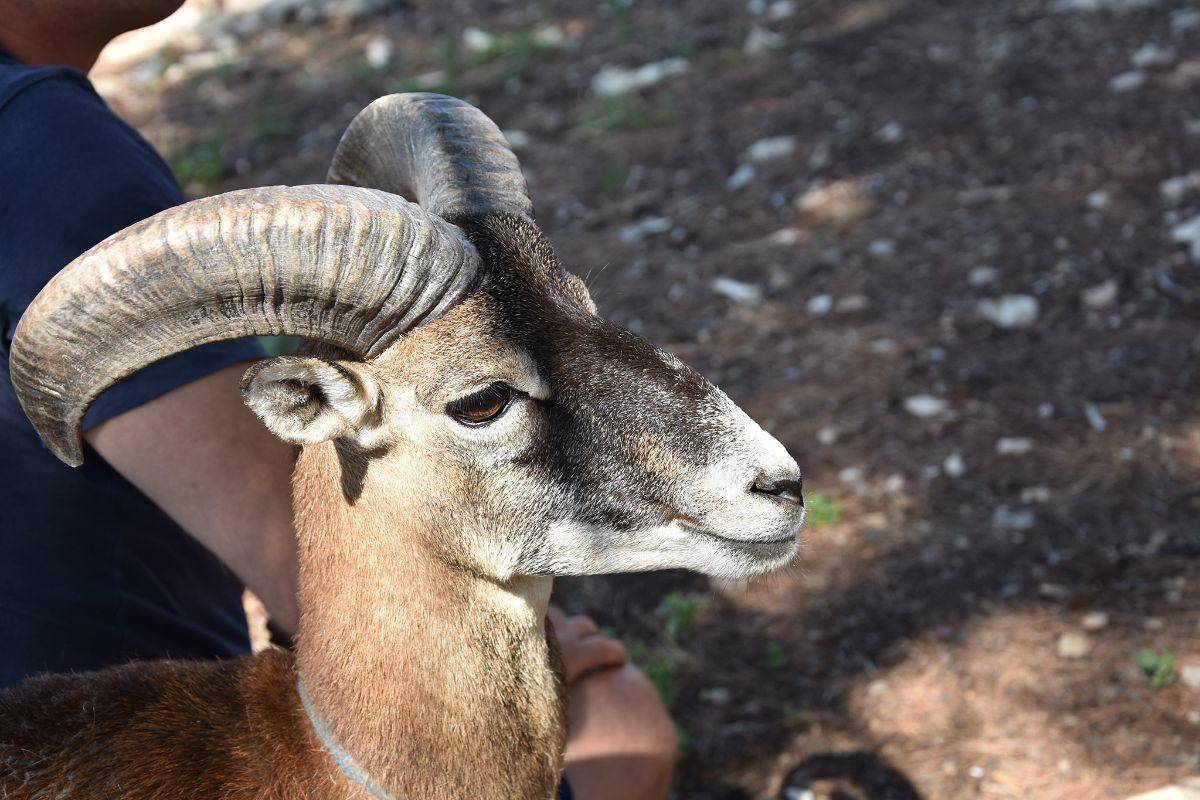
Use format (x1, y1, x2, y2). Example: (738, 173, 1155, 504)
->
(290, 440, 567, 800)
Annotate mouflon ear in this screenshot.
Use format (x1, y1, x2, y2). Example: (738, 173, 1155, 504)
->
(241, 357, 381, 446)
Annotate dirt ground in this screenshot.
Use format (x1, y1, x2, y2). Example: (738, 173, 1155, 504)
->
(94, 1, 1199, 797)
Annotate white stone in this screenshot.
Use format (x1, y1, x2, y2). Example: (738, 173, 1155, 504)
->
(943, 453, 966, 477)
(883, 474, 906, 492)
(767, 0, 796, 19)
(1179, 664, 1200, 689)
(1132, 43, 1177, 68)
(992, 506, 1035, 530)
(461, 27, 494, 52)
(364, 35, 392, 69)
(532, 24, 567, 48)
(969, 266, 999, 286)
(868, 238, 896, 257)
(1110, 70, 1148, 92)
(592, 58, 689, 97)
(744, 26, 785, 56)
(1170, 214, 1200, 262)
(904, 395, 948, 418)
(816, 426, 839, 445)
(1084, 402, 1109, 431)
(996, 437, 1034, 455)
(977, 295, 1039, 328)
(1021, 486, 1051, 503)
(711, 277, 763, 304)
(1081, 279, 1119, 309)
(725, 163, 756, 191)
(1086, 190, 1111, 210)
(700, 686, 732, 704)
(1057, 631, 1091, 658)
(1125, 783, 1200, 800)
(839, 466, 865, 485)
(618, 217, 673, 243)
(806, 294, 833, 315)
(745, 135, 796, 163)
(836, 294, 869, 313)
(876, 121, 904, 143)
(1173, 9, 1200, 33)
(502, 129, 531, 148)
(1160, 172, 1200, 205)
(1082, 611, 1110, 630)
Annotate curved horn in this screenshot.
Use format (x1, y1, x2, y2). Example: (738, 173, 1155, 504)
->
(327, 93, 533, 223)
(10, 184, 479, 467)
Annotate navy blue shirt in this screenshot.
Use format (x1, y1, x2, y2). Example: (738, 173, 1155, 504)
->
(0, 49, 261, 686)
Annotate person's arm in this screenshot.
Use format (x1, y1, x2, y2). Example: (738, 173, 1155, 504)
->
(85, 362, 300, 634)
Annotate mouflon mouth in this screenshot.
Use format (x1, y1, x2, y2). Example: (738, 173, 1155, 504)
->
(675, 519, 802, 562)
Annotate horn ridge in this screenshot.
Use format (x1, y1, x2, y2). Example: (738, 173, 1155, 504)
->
(9, 184, 480, 466)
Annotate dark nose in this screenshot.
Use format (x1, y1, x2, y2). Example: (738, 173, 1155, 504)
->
(751, 473, 803, 505)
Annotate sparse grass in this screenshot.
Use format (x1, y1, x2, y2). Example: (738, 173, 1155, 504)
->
(168, 135, 226, 186)
(466, 28, 563, 71)
(763, 640, 788, 670)
(577, 94, 677, 137)
(656, 592, 698, 641)
(1134, 649, 1178, 689)
(599, 163, 630, 192)
(804, 492, 841, 528)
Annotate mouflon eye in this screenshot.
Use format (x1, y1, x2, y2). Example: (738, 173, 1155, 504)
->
(447, 382, 514, 426)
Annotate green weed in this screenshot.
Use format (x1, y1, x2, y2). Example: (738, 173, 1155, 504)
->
(1134, 649, 1178, 689)
(656, 592, 698, 641)
(804, 492, 841, 528)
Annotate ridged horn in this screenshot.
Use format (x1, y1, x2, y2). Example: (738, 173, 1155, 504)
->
(10, 184, 480, 467)
(327, 93, 533, 223)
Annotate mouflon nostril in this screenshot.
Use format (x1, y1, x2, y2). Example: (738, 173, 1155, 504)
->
(750, 473, 804, 505)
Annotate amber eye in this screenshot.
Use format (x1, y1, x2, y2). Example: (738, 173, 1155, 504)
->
(446, 382, 514, 426)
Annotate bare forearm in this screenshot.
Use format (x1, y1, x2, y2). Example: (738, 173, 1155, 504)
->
(86, 362, 300, 634)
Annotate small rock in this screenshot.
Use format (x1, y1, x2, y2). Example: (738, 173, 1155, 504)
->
(1160, 172, 1200, 205)
(1081, 279, 1119, 310)
(875, 121, 904, 144)
(992, 505, 1036, 530)
(904, 394, 948, 418)
(618, 217, 673, 243)
(883, 474, 905, 493)
(997, 437, 1034, 455)
(711, 277, 763, 305)
(1082, 611, 1110, 630)
(502, 129, 531, 148)
(1086, 190, 1111, 210)
(1110, 70, 1148, 92)
(767, 0, 796, 20)
(806, 294, 832, 315)
(1021, 486, 1051, 503)
(1181, 664, 1200, 689)
(364, 35, 392, 69)
(461, 26, 494, 52)
(592, 58, 689, 97)
(532, 24, 567, 48)
(835, 294, 869, 313)
(1170, 214, 1200, 261)
(838, 466, 865, 485)
(977, 295, 1039, 328)
(1125, 783, 1200, 800)
(1132, 43, 1177, 68)
(745, 135, 796, 163)
(1143, 617, 1165, 631)
(816, 426, 839, 445)
(943, 453, 966, 478)
(868, 238, 896, 257)
(725, 163, 756, 191)
(1084, 402, 1109, 431)
(1172, 8, 1200, 33)
(744, 26, 785, 56)
(700, 686, 732, 705)
(1057, 631, 1091, 658)
(969, 266, 999, 286)
(766, 228, 804, 246)
(1039, 582, 1071, 599)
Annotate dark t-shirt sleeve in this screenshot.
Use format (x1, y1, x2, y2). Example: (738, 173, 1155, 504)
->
(0, 69, 263, 430)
